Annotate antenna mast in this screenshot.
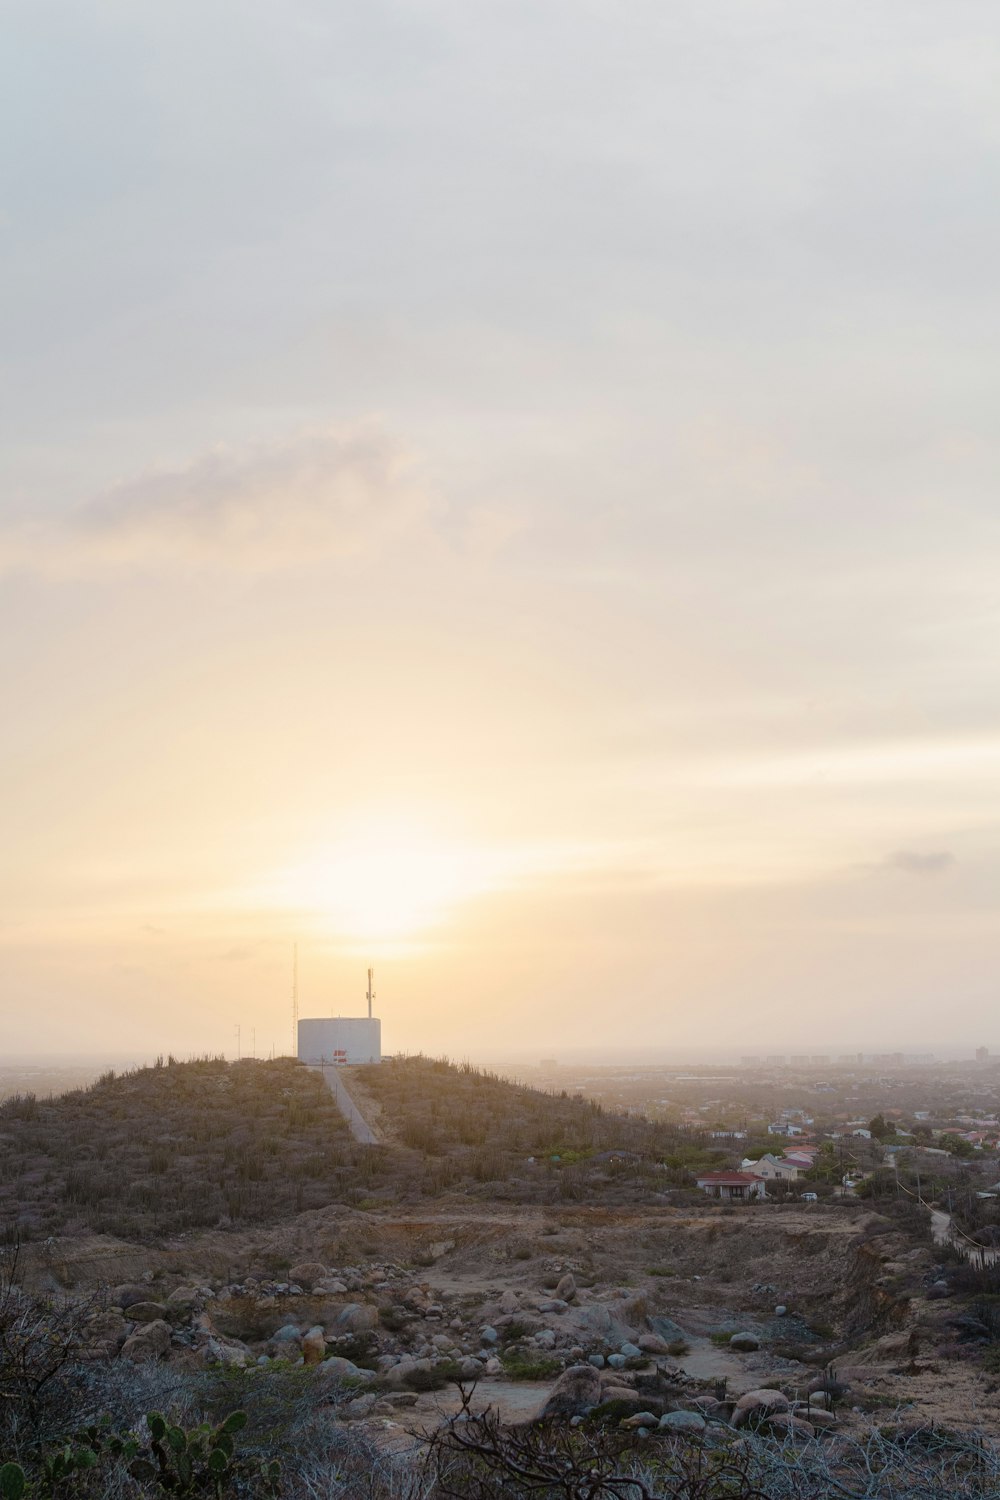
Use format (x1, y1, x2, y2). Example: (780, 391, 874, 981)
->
(366, 966, 375, 1020)
(291, 943, 299, 1057)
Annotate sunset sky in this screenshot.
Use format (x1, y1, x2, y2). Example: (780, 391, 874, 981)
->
(3, 2, 1000, 1060)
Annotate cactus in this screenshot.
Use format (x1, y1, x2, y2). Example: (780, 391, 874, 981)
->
(0, 1464, 25, 1500)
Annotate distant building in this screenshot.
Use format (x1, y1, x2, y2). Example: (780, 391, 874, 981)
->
(298, 1017, 381, 1066)
(977, 1046, 990, 1063)
(741, 1153, 805, 1182)
(696, 1171, 767, 1202)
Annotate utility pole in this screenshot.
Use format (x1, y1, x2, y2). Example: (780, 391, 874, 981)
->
(366, 966, 375, 1020)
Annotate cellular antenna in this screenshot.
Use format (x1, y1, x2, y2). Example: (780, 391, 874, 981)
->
(291, 943, 299, 1057)
(366, 966, 375, 1020)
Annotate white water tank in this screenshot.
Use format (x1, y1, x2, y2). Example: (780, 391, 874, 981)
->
(298, 1017, 381, 1065)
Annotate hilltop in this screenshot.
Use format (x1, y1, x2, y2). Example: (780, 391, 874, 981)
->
(0, 1055, 721, 1245)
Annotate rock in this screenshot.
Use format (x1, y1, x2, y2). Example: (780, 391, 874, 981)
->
(122, 1319, 172, 1361)
(484, 1358, 503, 1375)
(345, 1393, 379, 1419)
(271, 1324, 302, 1346)
(314, 1279, 348, 1295)
(333, 1304, 379, 1334)
(315, 1356, 374, 1389)
(622, 1412, 658, 1429)
(166, 1285, 201, 1308)
(926, 1281, 952, 1300)
(382, 1391, 419, 1407)
(637, 1334, 670, 1355)
(538, 1299, 569, 1314)
(765, 1413, 814, 1439)
(302, 1326, 326, 1365)
(112, 1284, 154, 1309)
(659, 1411, 707, 1435)
(801, 1408, 835, 1430)
(733, 1390, 790, 1427)
(499, 1290, 520, 1314)
(459, 1357, 484, 1379)
(598, 1386, 652, 1415)
(555, 1273, 577, 1302)
(535, 1329, 556, 1349)
(729, 1332, 760, 1352)
(775, 1305, 787, 1317)
(588, 1354, 605, 1368)
(480, 1325, 499, 1344)
(289, 1262, 328, 1286)
(126, 1302, 168, 1324)
(607, 1354, 627, 1370)
(619, 1342, 642, 1359)
(202, 1336, 251, 1368)
(578, 1305, 613, 1335)
(428, 1240, 455, 1260)
(804, 1391, 830, 1409)
(538, 1364, 602, 1419)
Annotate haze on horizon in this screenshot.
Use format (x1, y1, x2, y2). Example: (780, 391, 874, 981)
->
(3, 2, 999, 1062)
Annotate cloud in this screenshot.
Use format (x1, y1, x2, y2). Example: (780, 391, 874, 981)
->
(0, 425, 437, 574)
(884, 850, 956, 876)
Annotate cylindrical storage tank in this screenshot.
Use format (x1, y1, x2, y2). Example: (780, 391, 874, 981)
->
(298, 1017, 381, 1065)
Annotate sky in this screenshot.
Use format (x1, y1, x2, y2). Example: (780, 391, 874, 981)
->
(2, 1, 1000, 1061)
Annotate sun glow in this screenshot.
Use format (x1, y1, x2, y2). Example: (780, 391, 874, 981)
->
(259, 825, 525, 948)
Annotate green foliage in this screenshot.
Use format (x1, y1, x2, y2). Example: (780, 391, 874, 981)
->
(0, 1465, 25, 1500)
(500, 1351, 562, 1381)
(7, 1411, 279, 1499)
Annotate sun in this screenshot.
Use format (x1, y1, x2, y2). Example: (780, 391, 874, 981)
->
(262, 822, 505, 948)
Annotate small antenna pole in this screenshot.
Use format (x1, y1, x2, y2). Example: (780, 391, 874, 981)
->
(291, 943, 299, 1057)
(367, 966, 374, 1020)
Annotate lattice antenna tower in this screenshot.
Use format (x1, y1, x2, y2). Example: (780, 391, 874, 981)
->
(291, 943, 299, 1057)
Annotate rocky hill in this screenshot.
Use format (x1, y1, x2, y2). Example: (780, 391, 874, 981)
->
(0, 1056, 721, 1246)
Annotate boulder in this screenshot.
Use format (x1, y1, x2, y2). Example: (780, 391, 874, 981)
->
(314, 1279, 348, 1295)
(555, 1273, 577, 1302)
(333, 1304, 378, 1334)
(729, 1332, 760, 1352)
(535, 1329, 556, 1349)
(111, 1283, 155, 1309)
(659, 1411, 707, 1436)
(122, 1319, 172, 1361)
(344, 1393, 379, 1419)
(765, 1413, 814, 1440)
(538, 1364, 602, 1419)
(315, 1356, 374, 1389)
(637, 1334, 670, 1355)
(588, 1354, 605, 1368)
(301, 1326, 326, 1365)
(459, 1357, 484, 1379)
(271, 1324, 302, 1346)
(499, 1290, 520, 1314)
(733, 1390, 790, 1427)
(484, 1357, 503, 1376)
(538, 1299, 569, 1315)
(289, 1262, 328, 1286)
(201, 1335, 251, 1368)
(800, 1407, 836, 1430)
(621, 1412, 658, 1429)
(607, 1354, 627, 1370)
(125, 1302, 167, 1325)
(166, 1286, 201, 1311)
(480, 1325, 499, 1344)
(619, 1342, 642, 1359)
